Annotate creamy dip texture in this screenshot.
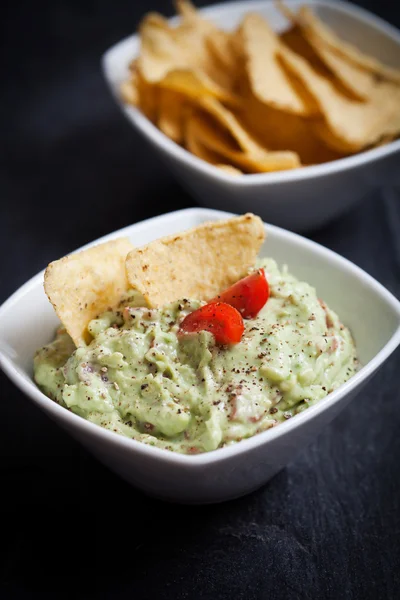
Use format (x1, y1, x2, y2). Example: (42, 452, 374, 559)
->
(34, 258, 358, 454)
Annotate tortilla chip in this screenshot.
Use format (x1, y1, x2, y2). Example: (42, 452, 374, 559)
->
(280, 25, 329, 76)
(44, 238, 134, 347)
(279, 46, 400, 151)
(138, 6, 213, 78)
(174, 0, 200, 21)
(173, 0, 239, 97)
(159, 68, 240, 107)
(130, 68, 159, 123)
(303, 35, 375, 101)
(137, 13, 198, 83)
(185, 116, 223, 165)
(238, 83, 346, 165)
(158, 88, 185, 143)
(373, 133, 397, 148)
(140, 12, 171, 31)
(216, 164, 243, 176)
(280, 26, 374, 101)
(188, 112, 300, 172)
(125, 214, 265, 307)
(196, 96, 266, 155)
(120, 78, 139, 106)
(172, 1, 241, 99)
(186, 115, 251, 172)
(137, 8, 238, 105)
(238, 14, 315, 116)
(310, 89, 400, 153)
(295, 6, 400, 84)
(206, 29, 238, 74)
(137, 17, 177, 82)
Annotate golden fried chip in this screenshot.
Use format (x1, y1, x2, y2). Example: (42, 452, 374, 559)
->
(188, 113, 300, 172)
(137, 12, 171, 33)
(206, 29, 238, 74)
(311, 90, 400, 153)
(129, 67, 159, 123)
(186, 116, 252, 172)
(174, 0, 200, 21)
(185, 116, 223, 165)
(196, 96, 266, 155)
(159, 69, 240, 107)
(174, 0, 237, 89)
(137, 14, 185, 83)
(137, 12, 209, 83)
(44, 238, 134, 347)
(238, 85, 346, 165)
(280, 25, 328, 74)
(296, 6, 400, 84)
(120, 79, 139, 106)
(278, 45, 400, 151)
(216, 164, 243, 176)
(125, 214, 265, 307)
(158, 88, 185, 143)
(303, 35, 375, 101)
(123, 60, 160, 121)
(238, 14, 315, 115)
(137, 9, 238, 105)
(280, 26, 374, 101)
(176, 0, 239, 84)
(138, 6, 219, 80)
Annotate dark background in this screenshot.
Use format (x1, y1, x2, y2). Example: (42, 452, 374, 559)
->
(1, 1, 400, 598)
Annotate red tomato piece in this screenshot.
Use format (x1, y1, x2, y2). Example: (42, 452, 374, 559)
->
(178, 302, 244, 345)
(211, 268, 269, 319)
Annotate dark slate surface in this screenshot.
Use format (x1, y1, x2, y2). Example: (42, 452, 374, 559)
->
(1, 1, 400, 598)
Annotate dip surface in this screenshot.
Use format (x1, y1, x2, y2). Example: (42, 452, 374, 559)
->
(34, 259, 358, 454)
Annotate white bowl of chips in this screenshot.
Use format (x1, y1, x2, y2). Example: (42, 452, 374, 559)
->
(102, 0, 400, 231)
(1, 208, 400, 504)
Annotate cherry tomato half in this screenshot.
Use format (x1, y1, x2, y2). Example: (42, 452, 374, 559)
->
(178, 302, 244, 345)
(210, 268, 269, 319)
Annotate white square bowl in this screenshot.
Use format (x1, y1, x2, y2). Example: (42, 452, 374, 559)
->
(1, 208, 400, 503)
(102, 0, 400, 232)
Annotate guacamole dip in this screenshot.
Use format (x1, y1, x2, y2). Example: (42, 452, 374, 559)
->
(34, 258, 358, 454)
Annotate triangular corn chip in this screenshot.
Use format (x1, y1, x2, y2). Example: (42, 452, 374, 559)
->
(278, 44, 400, 151)
(280, 25, 374, 101)
(216, 164, 243, 176)
(158, 88, 186, 143)
(125, 214, 265, 307)
(187, 112, 300, 172)
(296, 6, 400, 84)
(159, 69, 240, 107)
(238, 14, 316, 116)
(137, 9, 238, 105)
(44, 238, 134, 347)
(195, 96, 266, 155)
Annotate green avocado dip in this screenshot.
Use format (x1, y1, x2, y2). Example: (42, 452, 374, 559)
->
(34, 258, 358, 454)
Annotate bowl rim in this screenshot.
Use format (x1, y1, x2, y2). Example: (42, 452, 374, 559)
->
(101, 0, 400, 186)
(1, 207, 400, 467)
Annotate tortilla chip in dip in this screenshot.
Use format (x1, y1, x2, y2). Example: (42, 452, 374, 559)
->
(125, 214, 265, 307)
(44, 238, 134, 347)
